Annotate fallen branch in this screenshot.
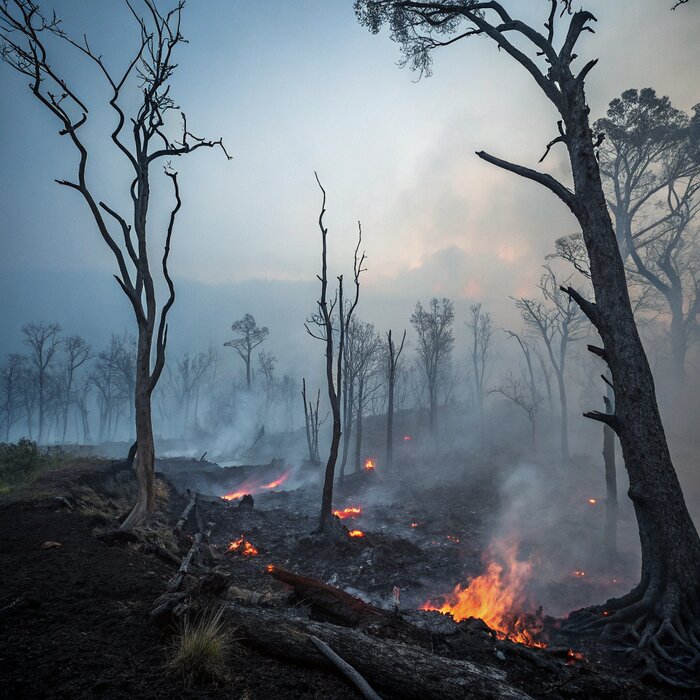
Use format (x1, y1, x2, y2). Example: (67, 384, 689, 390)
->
(174, 490, 197, 535)
(309, 634, 382, 700)
(268, 566, 399, 628)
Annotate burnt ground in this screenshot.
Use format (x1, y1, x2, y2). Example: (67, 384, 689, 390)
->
(0, 455, 696, 699)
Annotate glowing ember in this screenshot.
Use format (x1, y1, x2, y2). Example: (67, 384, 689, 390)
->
(266, 564, 276, 573)
(566, 649, 586, 665)
(333, 506, 362, 520)
(364, 459, 376, 471)
(447, 535, 460, 543)
(421, 538, 546, 647)
(572, 570, 586, 578)
(221, 470, 291, 501)
(228, 536, 259, 557)
(587, 498, 597, 505)
(402, 435, 412, 441)
(410, 522, 420, 528)
(348, 529, 365, 538)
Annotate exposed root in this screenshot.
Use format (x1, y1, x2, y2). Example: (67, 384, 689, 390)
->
(561, 584, 700, 688)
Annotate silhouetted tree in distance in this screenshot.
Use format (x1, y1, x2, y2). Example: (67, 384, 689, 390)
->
(225, 314, 269, 390)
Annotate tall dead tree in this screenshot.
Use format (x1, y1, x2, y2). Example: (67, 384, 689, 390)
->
(305, 173, 365, 532)
(21, 321, 61, 443)
(58, 335, 92, 442)
(602, 386, 618, 561)
(467, 302, 493, 436)
(224, 314, 269, 390)
(302, 377, 323, 465)
(516, 266, 586, 459)
(385, 328, 406, 471)
(357, 1, 700, 684)
(410, 297, 454, 437)
(1, 354, 27, 441)
(0, 0, 229, 528)
(595, 89, 700, 386)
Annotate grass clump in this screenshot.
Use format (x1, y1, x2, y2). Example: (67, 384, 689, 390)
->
(166, 607, 235, 686)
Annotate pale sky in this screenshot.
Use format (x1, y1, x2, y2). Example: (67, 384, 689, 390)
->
(1, 0, 699, 371)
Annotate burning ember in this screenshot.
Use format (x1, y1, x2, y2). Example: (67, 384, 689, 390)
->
(587, 498, 597, 505)
(446, 535, 460, 543)
(364, 459, 376, 472)
(566, 649, 586, 665)
(410, 522, 420, 528)
(221, 470, 290, 501)
(228, 536, 259, 557)
(422, 538, 546, 647)
(402, 435, 412, 441)
(348, 529, 365, 538)
(572, 570, 586, 578)
(333, 506, 362, 520)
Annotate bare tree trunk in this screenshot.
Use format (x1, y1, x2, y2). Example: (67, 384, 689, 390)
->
(386, 369, 395, 470)
(354, 377, 364, 473)
(340, 379, 354, 479)
(121, 330, 156, 529)
(555, 369, 569, 460)
(603, 392, 617, 562)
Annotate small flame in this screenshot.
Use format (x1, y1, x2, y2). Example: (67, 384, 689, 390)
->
(572, 570, 586, 578)
(566, 649, 586, 665)
(348, 529, 365, 538)
(587, 498, 597, 505)
(266, 564, 276, 573)
(364, 459, 376, 471)
(333, 506, 362, 520)
(410, 522, 420, 528)
(228, 535, 259, 556)
(222, 470, 291, 501)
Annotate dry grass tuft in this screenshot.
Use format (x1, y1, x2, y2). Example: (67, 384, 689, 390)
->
(166, 607, 236, 686)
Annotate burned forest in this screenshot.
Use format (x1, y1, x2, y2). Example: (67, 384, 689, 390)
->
(1, 1, 700, 698)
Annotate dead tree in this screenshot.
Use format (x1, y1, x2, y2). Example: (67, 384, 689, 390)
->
(0, 1, 229, 527)
(1, 354, 27, 441)
(357, 1, 700, 685)
(305, 173, 365, 532)
(20, 322, 61, 443)
(467, 303, 493, 437)
(409, 297, 454, 437)
(385, 328, 406, 471)
(515, 267, 586, 459)
(302, 378, 323, 465)
(490, 371, 541, 450)
(504, 330, 539, 449)
(595, 89, 700, 385)
(58, 335, 92, 442)
(224, 314, 269, 390)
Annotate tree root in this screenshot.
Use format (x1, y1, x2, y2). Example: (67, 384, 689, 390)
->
(561, 585, 700, 688)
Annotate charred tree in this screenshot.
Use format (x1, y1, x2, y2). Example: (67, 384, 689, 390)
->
(224, 314, 269, 390)
(0, 0, 229, 528)
(467, 303, 493, 437)
(410, 297, 455, 437)
(385, 328, 406, 471)
(302, 378, 323, 466)
(305, 173, 365, 533)
(602, 388, 618, 562)
(357, 0, 700, 685)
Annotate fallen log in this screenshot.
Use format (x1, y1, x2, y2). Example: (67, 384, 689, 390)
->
(267, 566, 398, 628)
(167, 532, 202, 593)
(226, 603, 531, 700)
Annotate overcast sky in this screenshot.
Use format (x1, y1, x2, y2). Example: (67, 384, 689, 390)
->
(1, 0, 698, 375)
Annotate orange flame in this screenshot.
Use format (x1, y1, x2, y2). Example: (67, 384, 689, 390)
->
(266, 564, 276, 573)
(587, 498, 597, 505)
(364, 459, 376, 471)
(348, 529, 365, 538)
(333, 506, 362, 520)
(222, 470, 291, 501)
(422, 538, 546, 647)
(228, 536, 259, 556)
